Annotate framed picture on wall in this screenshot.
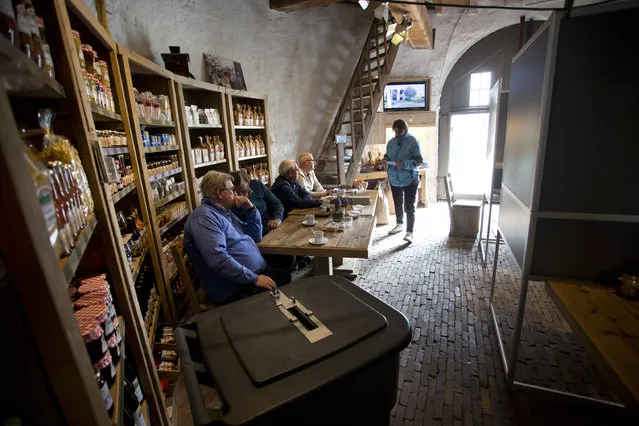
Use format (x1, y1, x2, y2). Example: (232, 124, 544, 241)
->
(203, 53, 248, 90)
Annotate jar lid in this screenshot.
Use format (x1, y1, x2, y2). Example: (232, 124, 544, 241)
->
(94, 351, 112, 369)
(79, 273, 107, 282)
(77, 280, 110, 295)
(72, 30, 80, 37)
(107, 333, 118, 348)
(98, 60, 108, 66)
(74, 289, 112, 309)
(77, 304, 109, 324)
(76, 314, 104, 343)
(112, 316, 119, 329)
(81, 44, 93, 51)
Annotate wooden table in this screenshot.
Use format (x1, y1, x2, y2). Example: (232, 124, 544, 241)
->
(354, 169, 428, 207)
(258, 215, 376, 275)
(546, 280, 639, 408)
(289, 189, 379, 217)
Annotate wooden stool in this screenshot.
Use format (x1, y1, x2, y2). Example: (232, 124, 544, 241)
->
(444, 174, 482, 237)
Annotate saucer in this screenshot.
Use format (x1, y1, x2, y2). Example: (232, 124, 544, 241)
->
(302, 220, 317, 226)
(309, 237, 328, 245)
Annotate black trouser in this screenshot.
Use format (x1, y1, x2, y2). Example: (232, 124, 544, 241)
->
(390, 179, 419, 233)
(263, 253, 296, 272)
(221, 267, 291, 305)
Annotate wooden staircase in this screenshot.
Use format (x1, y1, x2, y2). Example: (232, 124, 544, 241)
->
(316, 18, 399, 184)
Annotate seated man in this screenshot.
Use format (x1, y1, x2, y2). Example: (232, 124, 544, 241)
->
(271, 160, 322, 216)
(229, 171, 283, 236)
(184, 171, 290, 305)
(230, 171, 296, 272)
(297, 152, 327, 198)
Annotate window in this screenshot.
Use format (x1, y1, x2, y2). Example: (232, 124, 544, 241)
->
(469, 72, 491, 106)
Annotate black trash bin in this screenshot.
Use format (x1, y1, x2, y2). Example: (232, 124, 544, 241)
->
(175, 275, 411, 426)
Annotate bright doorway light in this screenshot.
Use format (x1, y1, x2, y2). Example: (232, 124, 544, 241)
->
(469, 72, 491, 107)
(449, 113, 489, 196)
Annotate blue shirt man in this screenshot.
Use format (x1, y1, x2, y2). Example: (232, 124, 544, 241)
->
(271, 160, 321, 217)
(184, 171, 284, 305)
(384, 119, 423, 242)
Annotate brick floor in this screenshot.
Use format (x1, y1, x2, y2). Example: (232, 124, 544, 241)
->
(171, 203, 634, 425)
(357, 203, 632, 425)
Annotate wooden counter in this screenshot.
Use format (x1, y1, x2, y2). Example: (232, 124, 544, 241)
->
(546, 280, 639, 407)
(354, 169, 428, 207)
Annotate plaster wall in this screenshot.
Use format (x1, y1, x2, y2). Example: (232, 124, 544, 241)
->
(83, 0, 372, 170)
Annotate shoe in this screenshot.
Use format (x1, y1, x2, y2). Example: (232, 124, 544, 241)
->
(404, 232, 413, 243)
(389, 224, 403, 234)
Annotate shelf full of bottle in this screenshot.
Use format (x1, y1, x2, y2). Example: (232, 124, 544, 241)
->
(23, 109, 95, 271)
(71, 28, 119, 119)
(1, 0, 60, 96)
(240, 163, 271, 186)
(184, 103, 222, 128)
(191, 135, 226, 167)
(233, 102, 265, 128)
(97, 131, 137, 200)
(117, 208, 147, 275)
(234, 134, 267, 161)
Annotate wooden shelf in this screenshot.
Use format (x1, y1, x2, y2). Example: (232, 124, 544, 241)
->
(102, 147, 129, 155)
(91, 104, 122, 122)
(234, 125, 265, 129)
(111, 182, 136, 203)
(194, 159, 227, 169)
(144, 145, 179, 154)
(110, 316, 125, 426)
(59, 214, 98, 284)
(157, 358, 180, 383)
(188, 124, 223, 129)
(238, 154, 267, 161)
(138, 118, 176, 128)
(131, 246, 148, 283)
(154, 189, 185, 209)
(149, 167, 182, 182)
(0, 37, 66, 99)
(153, 341, 177, 352)
(159, 211, 188, 236)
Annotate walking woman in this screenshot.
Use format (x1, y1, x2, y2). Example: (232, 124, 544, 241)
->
(384, 119, 423, 243)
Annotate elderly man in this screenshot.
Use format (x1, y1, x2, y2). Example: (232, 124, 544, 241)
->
(271, 160, 322, 216)
(297, 152, 327, 197)
(184, 171, 290, 305)
(230, 171, 283, 236)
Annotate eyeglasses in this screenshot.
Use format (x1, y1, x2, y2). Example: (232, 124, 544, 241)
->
(302, 159, 315, 163)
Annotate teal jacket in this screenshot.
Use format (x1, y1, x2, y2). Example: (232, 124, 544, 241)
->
(233, 180, 284, 236)
(384, 132, 422, 187)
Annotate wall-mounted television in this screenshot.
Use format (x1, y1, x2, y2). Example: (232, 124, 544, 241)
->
(383, 81, 430, 111)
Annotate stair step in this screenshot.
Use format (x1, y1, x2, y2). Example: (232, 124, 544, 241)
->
(341, 121, 363, 125)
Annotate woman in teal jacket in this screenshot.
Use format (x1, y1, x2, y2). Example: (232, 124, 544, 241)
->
(384, 119, 423, 242)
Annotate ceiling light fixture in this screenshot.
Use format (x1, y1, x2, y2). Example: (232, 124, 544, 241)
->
(358, 0, 369, 9)
(390, 14, 412, 45)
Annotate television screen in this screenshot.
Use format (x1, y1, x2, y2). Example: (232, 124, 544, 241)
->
(383, 81, 429, 111)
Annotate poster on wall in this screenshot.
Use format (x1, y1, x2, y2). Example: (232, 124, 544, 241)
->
(203, 53, 247, 90)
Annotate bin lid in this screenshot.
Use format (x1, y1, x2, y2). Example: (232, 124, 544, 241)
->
(217, 277, 387, 386)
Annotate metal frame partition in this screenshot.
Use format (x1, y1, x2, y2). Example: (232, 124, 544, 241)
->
(488, 3, 639, 410)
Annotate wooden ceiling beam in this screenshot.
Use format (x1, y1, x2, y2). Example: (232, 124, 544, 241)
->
(388, 3, 433, 50)
(269, 0, 343, 12)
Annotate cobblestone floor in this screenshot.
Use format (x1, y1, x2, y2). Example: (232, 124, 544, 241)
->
(357, 203, 631, 425)
(171, 203, 633, 425)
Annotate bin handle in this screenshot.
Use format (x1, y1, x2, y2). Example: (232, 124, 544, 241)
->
(174, 327, 224, 425)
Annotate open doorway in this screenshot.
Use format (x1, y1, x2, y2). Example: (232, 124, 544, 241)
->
(448, 113, 489, 197)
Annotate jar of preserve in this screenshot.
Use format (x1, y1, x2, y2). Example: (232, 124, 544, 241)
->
(92, 76, 101, 105)
(25, 1, 43, 68)
(107, 333, 120, 364)
(77, 277, 110, 295)
(96, 369, 114, 416)
(98, 60, 110, 88)
(74, 288, 113, 310)
(77, 303, 115, 339)
(71, 30, 85, 69)
(94, 351, 116, 387)
(14, 0, 32, 59)
(112, 315, 121, 344)
(37, 16, 55, 79)
(1, 0, 16, 45)
(76, 314, 108, 363)
(81, 70, 92, 101)
(81, 44, 95, 75)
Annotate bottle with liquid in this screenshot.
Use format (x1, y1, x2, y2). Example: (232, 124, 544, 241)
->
(50, 162, 79, 240)
(234, 103, 242, 126)
(13, 0, 32, 59)
(25, 1, 43, 68)
(1, 0, 16, 45)
(36, 16, 54, 78)
(96, 369, 114, 416)
(125, 364, 144, 404)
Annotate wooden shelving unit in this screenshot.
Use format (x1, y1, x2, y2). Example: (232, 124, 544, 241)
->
(155, 189, 186, 209)
(111, 182, 136, 203)
(174, 75, 232, 208)
(226, 90, 273, 185)
(59, 214, 98, 284)
(91, 104, 122, 122)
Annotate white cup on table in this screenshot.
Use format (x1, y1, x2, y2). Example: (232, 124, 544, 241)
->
(304, 214, 315, 225)
(313, 230, 324, 243)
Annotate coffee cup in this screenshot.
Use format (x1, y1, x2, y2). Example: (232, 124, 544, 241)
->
(305, 214, 315, 225)
(313, 230, 324, 243)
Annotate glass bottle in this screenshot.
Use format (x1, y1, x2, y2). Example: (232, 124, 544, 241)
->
(234, 103, 242, 126)
(50, 162, 78, 239)
(96, 369, 114, 416)
(49, 166, 74, 249)
(238, 136, 245, 158)
(1, 0, 16, 45)
(125, 364, 144, 403)
(37, 16, 54, 79)
(61, 163, 85, 229)
(25, 1, 43, 68)
(246, 106, 253, 126)
(13, 0, 32, 59)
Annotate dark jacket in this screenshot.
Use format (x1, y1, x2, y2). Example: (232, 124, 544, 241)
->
(233, 179, 284, 236)
(271, 176, 321, 216)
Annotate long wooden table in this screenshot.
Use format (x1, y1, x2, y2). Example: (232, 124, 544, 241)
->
(546, 280, 639, 408)
(289, 189, 379, 217)
(258, 215, 376, 275)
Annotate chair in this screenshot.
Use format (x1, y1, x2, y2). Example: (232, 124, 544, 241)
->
(443, 173, 483, 237)
(170, 237, 215, 316)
